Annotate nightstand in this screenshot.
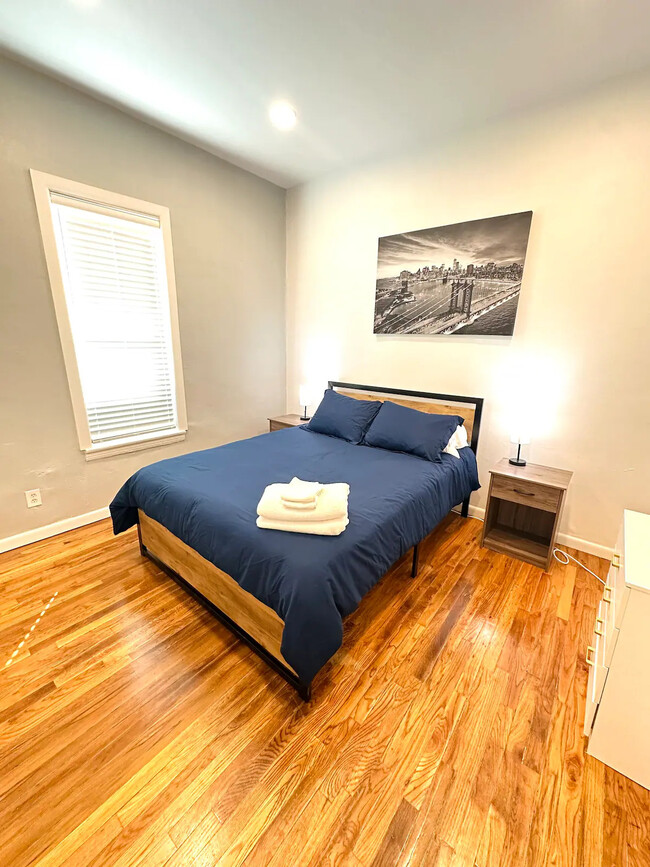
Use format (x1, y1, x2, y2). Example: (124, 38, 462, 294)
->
(268, 413, 305, 432)
(481, 459, 572, 571)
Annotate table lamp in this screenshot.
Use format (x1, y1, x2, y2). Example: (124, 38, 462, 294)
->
(299, 384, 311, 421)
(509, 431, 530, 467)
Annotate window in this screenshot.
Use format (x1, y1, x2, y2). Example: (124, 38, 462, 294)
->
(31, 171, 187, 459)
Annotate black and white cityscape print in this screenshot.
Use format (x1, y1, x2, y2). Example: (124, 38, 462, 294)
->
(373, 211, 533, 336)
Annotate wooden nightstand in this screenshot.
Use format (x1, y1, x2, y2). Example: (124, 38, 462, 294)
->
(268, 413, 305, 432)
(481, 459, 572, 571)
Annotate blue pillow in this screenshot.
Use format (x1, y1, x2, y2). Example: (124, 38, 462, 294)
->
(306, 389, 381, 444)
(363, 400, 464, 462)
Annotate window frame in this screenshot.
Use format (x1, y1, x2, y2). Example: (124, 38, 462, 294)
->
(31, 170, 187, 460)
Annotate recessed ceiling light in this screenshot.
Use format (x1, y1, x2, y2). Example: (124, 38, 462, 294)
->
(269, 100, 297, 131)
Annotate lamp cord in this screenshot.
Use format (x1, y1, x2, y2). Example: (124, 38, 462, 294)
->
(552, 547, 607, 586)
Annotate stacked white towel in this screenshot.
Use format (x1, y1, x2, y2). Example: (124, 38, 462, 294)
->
(280, 478, 323, 505)
(256, 477, 349, 536)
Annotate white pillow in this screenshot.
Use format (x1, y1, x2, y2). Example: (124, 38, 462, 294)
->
(443, 425, 469, 459)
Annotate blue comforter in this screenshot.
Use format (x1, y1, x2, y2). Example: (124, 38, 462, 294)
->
(110, 427, 479, 683)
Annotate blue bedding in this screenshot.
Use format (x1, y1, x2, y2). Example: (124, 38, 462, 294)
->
(110, 427, 479, 684)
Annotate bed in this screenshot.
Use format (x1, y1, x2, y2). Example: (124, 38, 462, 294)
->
(110, 382, 483, 700)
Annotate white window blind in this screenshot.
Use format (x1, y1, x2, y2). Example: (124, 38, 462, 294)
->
(49, 194, 180, 445)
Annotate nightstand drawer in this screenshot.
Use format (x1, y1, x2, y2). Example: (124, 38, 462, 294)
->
(269, 420, 291, 432)
(491, 475, 561, 513)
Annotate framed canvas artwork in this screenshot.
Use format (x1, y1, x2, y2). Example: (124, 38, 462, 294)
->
(373, 211, 533, 336)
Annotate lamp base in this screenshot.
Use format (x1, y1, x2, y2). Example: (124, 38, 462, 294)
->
(299, 415, 310, 421)
(508, 457, 527, 467)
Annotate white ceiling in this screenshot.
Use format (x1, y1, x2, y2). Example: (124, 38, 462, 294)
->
(1, 1, 650, 188)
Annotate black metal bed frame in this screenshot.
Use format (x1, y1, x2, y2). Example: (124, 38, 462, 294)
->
(137, 382, 483, 702)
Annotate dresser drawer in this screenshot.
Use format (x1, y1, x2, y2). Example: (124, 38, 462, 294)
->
(584, 618, 610, 736)
(585, 595, 622, 736)
(596, 597, 620, 669)
(603, 564, 630, 636)
(609, 523, 630, 630)
(491, 475, 561, 513)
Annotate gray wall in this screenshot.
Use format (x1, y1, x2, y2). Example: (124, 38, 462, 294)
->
(0, 55, 286, 539)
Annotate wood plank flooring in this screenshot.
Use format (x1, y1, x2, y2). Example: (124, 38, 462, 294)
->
(0, 515, 648, 866)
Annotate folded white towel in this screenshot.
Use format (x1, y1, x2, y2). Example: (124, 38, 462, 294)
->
(257, 482, 350, 523)
(256, 515, 349, 536)
(280, 477, 324, 504)
(282, 500, 317, 512)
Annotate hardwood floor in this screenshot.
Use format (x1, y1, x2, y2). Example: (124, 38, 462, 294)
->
(0, 515, 648, 866)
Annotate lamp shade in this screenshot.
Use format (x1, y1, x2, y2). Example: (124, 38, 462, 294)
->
(299, 384, 311, 407)
(510, 431, 531, 446)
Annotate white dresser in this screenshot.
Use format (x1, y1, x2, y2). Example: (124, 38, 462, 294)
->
(585, 510, 650, 790)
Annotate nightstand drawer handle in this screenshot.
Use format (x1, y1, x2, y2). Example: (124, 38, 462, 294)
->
(594, 617, 605, 637)
(513, 488, 535, 497)
(603, 586, 613, 604)
(586, 645, 596, 666)
(611, 553, 621, 569)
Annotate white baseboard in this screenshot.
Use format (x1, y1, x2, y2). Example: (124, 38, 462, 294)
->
(454, 504, 614, 561)
(0, 507, 111, 554)
(554, 533, 614, 561)
(2, 503, 614, 562)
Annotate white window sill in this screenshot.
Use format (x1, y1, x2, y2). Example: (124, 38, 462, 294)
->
(84, 429, 186, 461)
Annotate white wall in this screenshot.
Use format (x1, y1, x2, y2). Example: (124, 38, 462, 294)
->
(0, 56, 286, 541)
(286, 69, 650, 551)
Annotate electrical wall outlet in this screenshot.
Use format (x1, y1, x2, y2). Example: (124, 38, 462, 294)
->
(25, 489, 42, 508)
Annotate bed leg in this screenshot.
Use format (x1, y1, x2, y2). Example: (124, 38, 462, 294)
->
(411, 544, 419, 578)
(297, 681, 312, 702)
(137, 521, 147, 557)
(461, 497, 470, 519)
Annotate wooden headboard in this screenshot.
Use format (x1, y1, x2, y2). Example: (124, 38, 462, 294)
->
(328, 381, 484, 453)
